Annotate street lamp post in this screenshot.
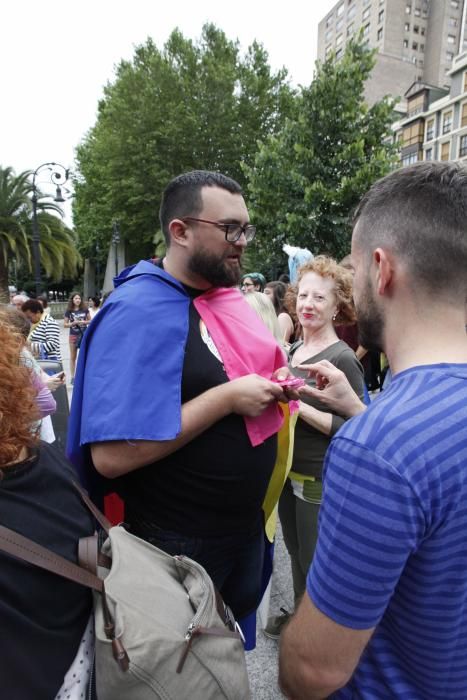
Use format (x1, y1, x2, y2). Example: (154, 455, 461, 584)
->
(112, 221, 121, 278)
(31, 162, 69, 298)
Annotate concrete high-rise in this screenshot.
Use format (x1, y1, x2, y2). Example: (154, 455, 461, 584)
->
(317, 0, 467, 110)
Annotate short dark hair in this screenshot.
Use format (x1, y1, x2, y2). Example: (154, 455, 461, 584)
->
(353, 162, 467, 300)
(159, 170, 243, 244)
(21, 299, 43, 315)
(89, 295, 101, 308)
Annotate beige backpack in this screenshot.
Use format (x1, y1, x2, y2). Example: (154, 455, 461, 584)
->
(0, 486, 251, 700)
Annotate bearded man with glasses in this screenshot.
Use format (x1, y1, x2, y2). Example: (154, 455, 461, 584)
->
(68, 170, 296, 628)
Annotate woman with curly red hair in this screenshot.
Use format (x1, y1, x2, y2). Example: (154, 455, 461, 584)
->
(264, 256, 365, 639)
(0, 313, 94, 700)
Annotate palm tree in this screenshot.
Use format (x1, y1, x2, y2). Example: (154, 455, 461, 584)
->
(0, 167, 32, 300)
(0, 166, 81, 301)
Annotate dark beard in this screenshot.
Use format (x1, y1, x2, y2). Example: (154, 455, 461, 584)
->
(356, 281, 385, 353)
(188, 248, 242, 288)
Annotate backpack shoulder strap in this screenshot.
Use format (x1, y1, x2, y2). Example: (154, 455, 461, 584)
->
(72, 480, 111, 534)
(0, 524, 103, 592)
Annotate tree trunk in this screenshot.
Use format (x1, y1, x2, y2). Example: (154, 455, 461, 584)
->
(0, 258, 10, 303)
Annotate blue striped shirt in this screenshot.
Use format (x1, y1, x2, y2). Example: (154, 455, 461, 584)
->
(307, 364, 467, 699)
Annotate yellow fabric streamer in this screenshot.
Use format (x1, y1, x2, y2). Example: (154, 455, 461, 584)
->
(262, 402, 298, 542)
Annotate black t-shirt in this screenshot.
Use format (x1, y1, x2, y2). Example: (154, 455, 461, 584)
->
(121, 274, 277, 537)
(0, 443, 94, 700)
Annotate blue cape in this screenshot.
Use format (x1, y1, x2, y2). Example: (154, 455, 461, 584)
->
(67, 261, 190, 489)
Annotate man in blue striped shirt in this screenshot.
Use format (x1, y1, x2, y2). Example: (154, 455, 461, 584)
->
(279, 162, 467, 699)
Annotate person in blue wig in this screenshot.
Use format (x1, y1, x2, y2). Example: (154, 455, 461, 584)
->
(68, 170, 298, 637)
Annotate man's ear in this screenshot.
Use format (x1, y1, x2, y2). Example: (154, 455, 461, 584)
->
(168, 219, 189, 248)
(374, 248, 393, 297)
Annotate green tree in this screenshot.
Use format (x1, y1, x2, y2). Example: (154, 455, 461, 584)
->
(73, 24, 294, 264)
(0, 167, 32, 300)
(0, 165, 81, 301)
(244, 38, 398, 274)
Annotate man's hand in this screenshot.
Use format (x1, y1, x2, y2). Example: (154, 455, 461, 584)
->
(297, 360, 366, 417)
(228, 374, 285, 416)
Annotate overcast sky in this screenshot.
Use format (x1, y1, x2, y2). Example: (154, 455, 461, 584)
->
(1, 0, 333, 211)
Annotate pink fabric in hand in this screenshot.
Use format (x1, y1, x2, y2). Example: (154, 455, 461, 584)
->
(194, 288, 287, 446)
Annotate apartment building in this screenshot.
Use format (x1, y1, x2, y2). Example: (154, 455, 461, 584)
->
(393, 51, 467, 163)
(317, 0, 467, 110)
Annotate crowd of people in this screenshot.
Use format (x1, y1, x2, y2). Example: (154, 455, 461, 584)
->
(1, 161, 467, 699)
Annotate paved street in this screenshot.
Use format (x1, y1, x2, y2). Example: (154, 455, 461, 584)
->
(58, 317, 293, 698)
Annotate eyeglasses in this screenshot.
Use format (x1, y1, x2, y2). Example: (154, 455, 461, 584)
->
(181, 217, 256, 243)
(241, 282, 255, 288)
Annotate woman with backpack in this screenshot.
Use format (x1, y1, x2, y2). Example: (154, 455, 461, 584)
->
(0, 311, 94, 700)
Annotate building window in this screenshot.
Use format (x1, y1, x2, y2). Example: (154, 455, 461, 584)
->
(447, 34, 456, 44)
(377, 27, 383, 40)
(463, 72, 467, 92)
(461, 103, 467, 128)
(412, 41, 418, 50)
(442, 111, 453, 133)
(448, 17, 458, 26)
(336, 48, 343, 60)
(336, 33, 343, 45)
(405, 22, 410, 30)
(446, 51, 454, 61)
(440, 141, 450, 160)
(414, 7, 421, 16)
(326, 14, 333, 28)
(336, 16, 344, 30)
(425, 148, 433, 160)
(348, 4, 356, 19)
(347, 22, 355, 36)
(363, 23, 370, 37)
(362, 7, 371, 20)
(451, 0, 459, 7)
(406, 5, 411, 14)
(337, 2, 345, 16)
(421, 26, 425, 35)
(402, 152, 419, 166)
(413, 24, 419, 33)
(407, 95, 424, 116)
(408, 93, 425, 115)
(420, 43, 424, 52)
(402, 121, 424, 146)
(426, 118, 434, 140)
(459, 135, 467, 157)
(378, 9, 384, 22)
(403, 39, 409, 48)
